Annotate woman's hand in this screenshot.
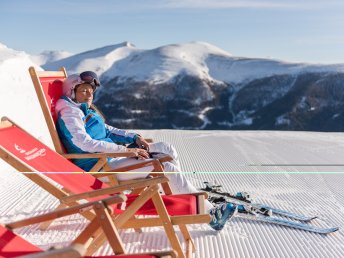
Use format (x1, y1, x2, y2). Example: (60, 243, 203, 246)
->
(127, 148, 150, 160)
(135, 136, 150, 151)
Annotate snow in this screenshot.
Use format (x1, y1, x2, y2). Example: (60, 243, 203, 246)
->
(43, 42, 137, 76)
(102, 41, 233, 83)
(0, 44, 53, 147)
(41, 41, 344, 87)
(1, 130, 344, 257)
(1, 41, 344, 258)
(275, 114, 291, 126)
(198, 106, 214, 129)
(30, 50, 73, 66)
(207, 57, 344, 84)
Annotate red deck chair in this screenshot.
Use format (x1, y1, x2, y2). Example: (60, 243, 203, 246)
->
(2, 196, 124, 257)
(0, 117, 210, 258)
(28, 66, 170, 176)
(1, 195, 177, 258)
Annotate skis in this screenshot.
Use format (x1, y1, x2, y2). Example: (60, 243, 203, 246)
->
(201, 182, 315, 221)
(201, 182, 339, 234)
(235, 212, 338, 234)
(253, 203, 317, 222)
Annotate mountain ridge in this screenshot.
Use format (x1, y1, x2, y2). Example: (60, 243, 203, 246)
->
(41, 41, 344, 131)
(2, 40, 344, 131)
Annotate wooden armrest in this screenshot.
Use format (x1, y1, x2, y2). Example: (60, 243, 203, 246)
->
(61, 176, 169, 203)
(93, 173, 110, 178)
(62, 152, 137, 159)
(169, 191, 208, 198)
(6, 195, 126, 230)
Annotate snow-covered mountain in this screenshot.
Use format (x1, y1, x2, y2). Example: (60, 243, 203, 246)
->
(30, 50, 73, 66)
(43, 42, 136, 76)
(43, 41, 344, 84)
(2, 41, 344, 131)
(42, 41, 344, 131)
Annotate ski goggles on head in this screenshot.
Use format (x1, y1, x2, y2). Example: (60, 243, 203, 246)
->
(78, 71, 100, 87)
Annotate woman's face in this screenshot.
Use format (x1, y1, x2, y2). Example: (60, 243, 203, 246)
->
(74, 83, 94, 107)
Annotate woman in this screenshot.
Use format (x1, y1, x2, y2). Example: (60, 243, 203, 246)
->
(55, 71, 236, 231)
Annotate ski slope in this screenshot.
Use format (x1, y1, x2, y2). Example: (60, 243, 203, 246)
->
(1, 130, 344, 258)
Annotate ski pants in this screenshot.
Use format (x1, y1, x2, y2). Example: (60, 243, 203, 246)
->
(107, 141, 213, 211)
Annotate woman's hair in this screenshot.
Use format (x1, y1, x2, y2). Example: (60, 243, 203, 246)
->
(90, 104, 106, 122)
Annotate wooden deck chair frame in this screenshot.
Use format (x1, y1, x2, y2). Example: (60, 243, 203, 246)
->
(0, 117, 211, 258)
(28, 66, 172, 178)
(28, 66, 67, 155)
(4, 195, 126, 257)
(3, 195, 176, 258)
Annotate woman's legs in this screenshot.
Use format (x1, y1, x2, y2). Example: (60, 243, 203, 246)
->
(149, 142, 181, 170)
(164, 168, 214, 211)
(108, 157, 214, 209)
(107, 156, 181, 180)
(107, 157, 153, 180)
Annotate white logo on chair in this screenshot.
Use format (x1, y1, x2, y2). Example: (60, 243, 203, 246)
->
(14, 144, 26, 153)
(14, 144, 47, 160)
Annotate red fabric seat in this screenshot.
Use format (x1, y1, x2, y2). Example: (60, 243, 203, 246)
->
(0, 225, 41, 258)
(0, 124, 84, 172)
(37, 77, 64, 123)
(118, 194, 197, 216)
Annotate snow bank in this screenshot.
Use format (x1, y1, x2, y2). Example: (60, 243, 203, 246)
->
(0, 44, 53, 164)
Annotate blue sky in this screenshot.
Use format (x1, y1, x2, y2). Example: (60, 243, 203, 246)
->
(1, 0, 344, 64)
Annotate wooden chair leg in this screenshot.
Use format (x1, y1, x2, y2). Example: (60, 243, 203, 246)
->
(94, 202, 126, 255)
(179, 224, 196, 257)
(81, 201, 126, 256)
(84, 228, 105, 256)
(160, 182, 173, 195)
(151, 193, 186, 258)
(73, 217, 117, 256)
(72, 218, 102, 249)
